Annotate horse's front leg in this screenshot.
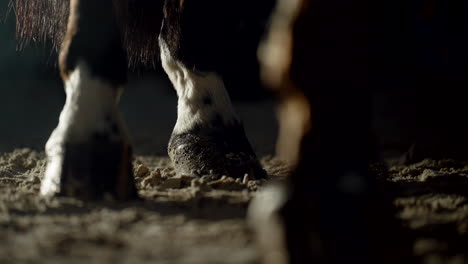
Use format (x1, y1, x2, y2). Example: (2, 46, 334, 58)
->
(250, 0, 386, 262)
(40, 0, 137, 200)
(158, 0, 266, 179)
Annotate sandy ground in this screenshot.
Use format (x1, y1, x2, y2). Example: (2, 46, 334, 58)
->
(0, 148, 467, 264)
(0, 149, 290, 264)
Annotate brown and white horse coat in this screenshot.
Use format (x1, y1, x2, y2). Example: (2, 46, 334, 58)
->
(10, 0, 468, 263)
(12, 0, 272, 198)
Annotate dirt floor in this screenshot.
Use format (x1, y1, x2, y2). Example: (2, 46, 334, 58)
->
(0, 148, 467, 264)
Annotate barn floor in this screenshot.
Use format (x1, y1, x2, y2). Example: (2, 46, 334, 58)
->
(0, 148, 467, 264)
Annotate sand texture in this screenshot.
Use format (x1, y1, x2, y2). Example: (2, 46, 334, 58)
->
(0, 148, 467, 263)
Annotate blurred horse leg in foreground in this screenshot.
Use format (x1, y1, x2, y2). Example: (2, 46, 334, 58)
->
(250, 0, 409, 263)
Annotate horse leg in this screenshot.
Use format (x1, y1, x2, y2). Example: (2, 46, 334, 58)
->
(158, 0, 265, 179)
(250, 0, 388, 263)
(40, 0, 137, 200)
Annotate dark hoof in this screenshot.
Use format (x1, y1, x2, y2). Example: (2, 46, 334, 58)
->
(249, 179, 411, 264)
(249, 182, 377, 264)
(168, 122, 266, 179)
(41, 140, 138, 200)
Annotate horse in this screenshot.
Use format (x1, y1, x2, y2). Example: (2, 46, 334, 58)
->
(9, 1, 376, 261)
(10, 0, 468, 263)
(11, 0, 277, 199)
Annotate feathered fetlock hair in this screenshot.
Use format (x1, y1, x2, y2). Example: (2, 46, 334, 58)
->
(10, 0, 164, 68)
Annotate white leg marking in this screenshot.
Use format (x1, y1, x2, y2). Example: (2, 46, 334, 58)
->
(159, 38, 239, 134)
(41, 61, 126, 196)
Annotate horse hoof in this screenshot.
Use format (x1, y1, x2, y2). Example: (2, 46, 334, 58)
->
(41, 139, 138, 200)
(168, 122, 266, 179)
